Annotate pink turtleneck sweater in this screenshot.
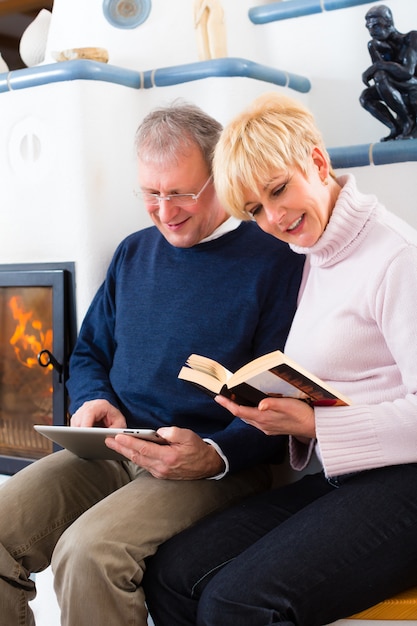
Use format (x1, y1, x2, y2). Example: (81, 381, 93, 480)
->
(285, 174, 417, 478)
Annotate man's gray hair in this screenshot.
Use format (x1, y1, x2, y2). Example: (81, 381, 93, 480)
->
(134, 100, 223, 170)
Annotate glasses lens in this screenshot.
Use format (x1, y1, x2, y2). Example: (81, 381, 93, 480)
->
(141, 193, 161, 206)
(142, 194, 197, 207)
(172, 195, 197, 207)
(139, 176, 210, 207)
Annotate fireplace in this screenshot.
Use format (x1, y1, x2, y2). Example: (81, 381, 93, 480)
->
(0, 263, 76, 474)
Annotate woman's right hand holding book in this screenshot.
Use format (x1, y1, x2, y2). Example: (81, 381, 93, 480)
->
(214, 394, 316, 439)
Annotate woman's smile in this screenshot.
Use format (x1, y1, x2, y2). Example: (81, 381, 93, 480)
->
(286, 214, 305, 233)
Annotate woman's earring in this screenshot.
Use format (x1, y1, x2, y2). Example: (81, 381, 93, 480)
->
(322, 178, 329, 185)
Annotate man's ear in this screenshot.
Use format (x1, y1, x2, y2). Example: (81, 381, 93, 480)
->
(311, 146, 330, 183)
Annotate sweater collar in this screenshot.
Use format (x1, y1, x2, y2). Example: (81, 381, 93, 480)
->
(290, 174, 381, 267)
(199, 216, 241, 243)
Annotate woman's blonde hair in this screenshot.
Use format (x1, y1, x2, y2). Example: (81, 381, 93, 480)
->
(213, 92, 334, 219)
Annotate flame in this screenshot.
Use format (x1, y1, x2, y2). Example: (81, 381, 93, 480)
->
(8, 295, 53, 371)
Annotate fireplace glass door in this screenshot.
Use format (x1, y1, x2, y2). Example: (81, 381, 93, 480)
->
(0, 265, 74, 474)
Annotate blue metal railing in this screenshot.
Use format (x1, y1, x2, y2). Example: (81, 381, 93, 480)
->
(328, 139, 417, 169)
(249, 0, 375, 24)
(0, 58, 311, 94)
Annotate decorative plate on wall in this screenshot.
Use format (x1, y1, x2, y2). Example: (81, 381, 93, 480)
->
(103, 0, 152, 29)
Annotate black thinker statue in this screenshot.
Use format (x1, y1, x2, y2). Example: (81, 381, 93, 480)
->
(360, 5, 417, 141)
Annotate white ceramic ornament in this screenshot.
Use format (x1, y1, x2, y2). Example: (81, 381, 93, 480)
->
(0, 52, 9, 73)
(19, 9, 52, 67)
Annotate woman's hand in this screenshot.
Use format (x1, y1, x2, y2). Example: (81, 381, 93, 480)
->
(215, 395, 316, 439)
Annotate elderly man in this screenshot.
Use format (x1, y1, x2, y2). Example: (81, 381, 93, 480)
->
(0, 102, 304, 625)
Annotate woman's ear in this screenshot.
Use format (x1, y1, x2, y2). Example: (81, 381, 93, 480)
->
(311, 146, 330, 183)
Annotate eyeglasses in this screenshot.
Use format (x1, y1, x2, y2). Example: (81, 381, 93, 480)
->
(138, 175, 213, 208)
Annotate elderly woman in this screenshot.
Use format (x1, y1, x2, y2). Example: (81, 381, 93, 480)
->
(143, 93, 417, 626)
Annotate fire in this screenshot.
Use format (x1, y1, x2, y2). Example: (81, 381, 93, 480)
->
(8, 295, 53, 371)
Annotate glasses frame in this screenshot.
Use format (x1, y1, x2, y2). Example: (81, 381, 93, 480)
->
(139, 175, 213, 207)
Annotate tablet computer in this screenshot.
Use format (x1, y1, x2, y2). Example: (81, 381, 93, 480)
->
(34, 425, 168, 461)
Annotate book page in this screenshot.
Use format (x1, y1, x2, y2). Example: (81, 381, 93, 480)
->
(185, 354, 232, 384)
(242, 370, 309, 400)
(229, 351, 351, 406)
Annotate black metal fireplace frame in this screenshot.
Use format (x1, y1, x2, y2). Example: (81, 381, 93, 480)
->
(0, 262, 76, 474)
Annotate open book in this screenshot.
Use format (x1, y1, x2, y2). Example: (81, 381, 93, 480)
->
(178, 350, 351, 407)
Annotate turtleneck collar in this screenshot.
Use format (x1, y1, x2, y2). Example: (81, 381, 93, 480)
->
(290, 174, 382, 268)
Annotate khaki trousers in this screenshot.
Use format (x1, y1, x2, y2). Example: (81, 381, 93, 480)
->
(0, 449, 271, 626)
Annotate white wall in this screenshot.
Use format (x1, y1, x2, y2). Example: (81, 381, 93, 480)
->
(1, 0, 416, 324)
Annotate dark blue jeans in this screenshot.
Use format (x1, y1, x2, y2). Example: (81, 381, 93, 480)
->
(144, 464, 417, 625)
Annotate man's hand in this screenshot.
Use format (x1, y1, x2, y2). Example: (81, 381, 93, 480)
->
(105, 427, 225, 480)
(70, 399, 127, 429)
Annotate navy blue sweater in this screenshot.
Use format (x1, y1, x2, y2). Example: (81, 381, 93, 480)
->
(67, 222, 304, 473)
